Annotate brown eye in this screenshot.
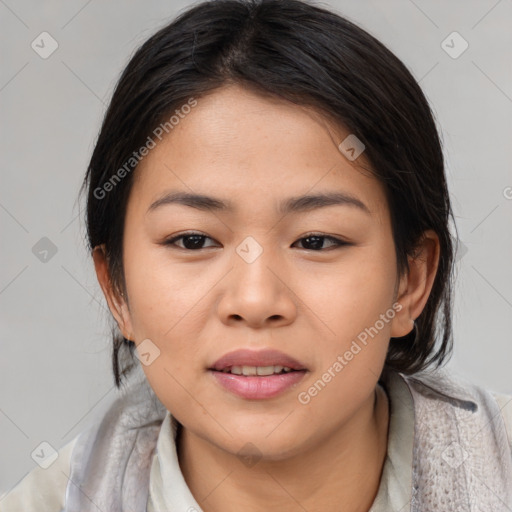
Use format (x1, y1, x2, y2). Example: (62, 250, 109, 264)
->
(162, 232, 349, 252)
(164, 232, 218, 250)
(293, 234, 349, 251)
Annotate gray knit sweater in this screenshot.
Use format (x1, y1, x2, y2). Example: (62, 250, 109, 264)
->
(2, 366, 511, 511)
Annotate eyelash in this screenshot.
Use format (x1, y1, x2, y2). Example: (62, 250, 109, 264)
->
(162, 231, 350, 251)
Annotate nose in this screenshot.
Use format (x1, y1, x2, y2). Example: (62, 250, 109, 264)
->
(216, 244, 297, 329)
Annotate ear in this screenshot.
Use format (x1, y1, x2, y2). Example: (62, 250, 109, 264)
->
(390, 229, 440, 337)
(92, 244, 134, 341)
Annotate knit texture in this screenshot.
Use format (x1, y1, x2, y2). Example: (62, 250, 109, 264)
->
(406, 372, 512, 511)
(63, 365, 512, 511)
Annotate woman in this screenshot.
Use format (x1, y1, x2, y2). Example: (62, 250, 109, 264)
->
(3, 0, 511, 510)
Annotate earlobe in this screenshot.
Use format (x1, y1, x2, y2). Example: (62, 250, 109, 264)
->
(92, 244, 134, 341)
(390, 230, 440, 338)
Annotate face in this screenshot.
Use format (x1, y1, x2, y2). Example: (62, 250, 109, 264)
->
(95, 84, 430, 460)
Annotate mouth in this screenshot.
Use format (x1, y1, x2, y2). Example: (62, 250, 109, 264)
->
(209, 348, 308, 373)
(210, 365, 302, 376)
(207, 349, 308, 399)
(208, 368, 307, 400)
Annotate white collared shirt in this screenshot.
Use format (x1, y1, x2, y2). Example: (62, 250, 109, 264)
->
(2, 371, 511, 511)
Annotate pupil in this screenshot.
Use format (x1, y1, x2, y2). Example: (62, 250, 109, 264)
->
(304, 236, 322, 250)
(183, 235, 204, 249)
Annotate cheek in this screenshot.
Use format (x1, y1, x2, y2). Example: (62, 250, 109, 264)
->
(292, 268, 394, 418)
(294, 249, 396, 400)
(122, 246, 209, 404)
(296, 247, 397, 338)
(122, 240, 206, 334)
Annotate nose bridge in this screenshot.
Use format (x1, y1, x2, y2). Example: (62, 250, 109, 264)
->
(217, 235, 296, 327)
(233, 234, 281, 295)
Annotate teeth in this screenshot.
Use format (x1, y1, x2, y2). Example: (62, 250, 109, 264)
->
(221, 365, 294, 375)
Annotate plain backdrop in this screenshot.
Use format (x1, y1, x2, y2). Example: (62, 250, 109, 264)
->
(1, 0, 511, 495)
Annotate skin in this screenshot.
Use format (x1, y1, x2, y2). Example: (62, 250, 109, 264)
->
(93, 84, 440, 512)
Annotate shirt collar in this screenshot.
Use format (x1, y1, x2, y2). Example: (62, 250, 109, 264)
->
(148, 370, 416, 512)
(369, 370, 415, 511)
(147, 410, 203, 512)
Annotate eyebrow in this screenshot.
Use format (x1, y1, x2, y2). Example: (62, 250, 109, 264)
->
(146, 190, 371, 216)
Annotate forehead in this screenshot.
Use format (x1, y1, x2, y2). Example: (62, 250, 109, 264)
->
(130, 85, 388, 223)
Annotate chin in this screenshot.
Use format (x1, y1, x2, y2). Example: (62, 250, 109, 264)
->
(217, 428, 305, 462)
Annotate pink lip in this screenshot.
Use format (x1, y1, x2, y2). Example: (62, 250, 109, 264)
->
(208, 348, 308, 400)
(210, 370, 307, 399)
(209, 348, 307, 371)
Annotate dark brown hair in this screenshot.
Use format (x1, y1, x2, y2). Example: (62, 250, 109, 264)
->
(80, 0, 457, 388)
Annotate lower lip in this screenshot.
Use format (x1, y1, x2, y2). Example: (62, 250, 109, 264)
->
(210, 370, 307, 399)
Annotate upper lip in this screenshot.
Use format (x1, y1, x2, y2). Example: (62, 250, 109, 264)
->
(209, 349, 307, 371)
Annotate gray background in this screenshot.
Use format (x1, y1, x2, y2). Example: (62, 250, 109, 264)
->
(1, 0, 511, 495)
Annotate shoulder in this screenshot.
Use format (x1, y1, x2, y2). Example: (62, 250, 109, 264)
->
(401, 368, 512, 453)
(491, 391, 512, 453)
(0, 435, 79, 512)
(0, 369, 164, 512)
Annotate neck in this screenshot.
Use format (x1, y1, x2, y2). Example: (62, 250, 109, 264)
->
(177, 384, 389, 512)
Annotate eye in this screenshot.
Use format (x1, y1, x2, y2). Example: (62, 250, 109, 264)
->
(162, 231, 349, 252)
(163, 232, 219, 250)
(292, 233, 349, 251)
